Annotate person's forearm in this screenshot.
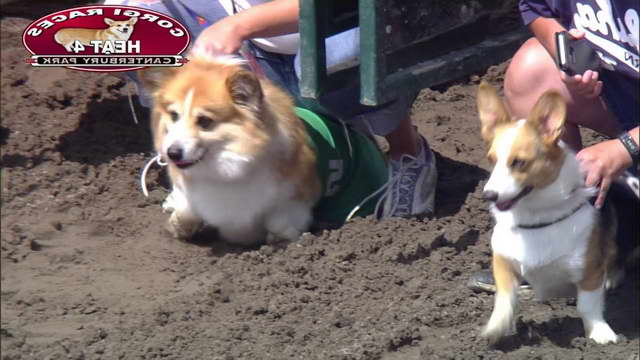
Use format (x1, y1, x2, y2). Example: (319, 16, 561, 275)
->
(528, 16, 566, 59)
(232, 0, 299, 41)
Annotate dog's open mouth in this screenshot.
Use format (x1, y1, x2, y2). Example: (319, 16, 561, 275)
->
(169, 149, 206, 170)
(173, 156, 204, 169)
(174, 160, 196, 169)
(495, 186, 533, 211)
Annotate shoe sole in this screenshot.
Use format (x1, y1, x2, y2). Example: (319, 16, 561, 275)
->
(466, 276, 532, 294)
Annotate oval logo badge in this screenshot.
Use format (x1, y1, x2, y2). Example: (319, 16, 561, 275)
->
(22, 5, 191, 72)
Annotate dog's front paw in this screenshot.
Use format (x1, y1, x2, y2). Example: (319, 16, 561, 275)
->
(482, 296, 516, 344)
(162, 191, 177, 213)
(166, 212, 201, 240)
(588, 323, 618, 344)
(482, 317, 514, 345)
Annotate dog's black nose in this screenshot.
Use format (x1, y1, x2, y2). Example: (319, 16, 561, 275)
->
(482, 191, 499, 202)
(167, 145, 183, 162)
(122, 28, 129, 33)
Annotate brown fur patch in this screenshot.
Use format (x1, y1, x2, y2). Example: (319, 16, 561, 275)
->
(507, 122, 566, 189)
(527, 91, 566, 146)
(492, 253, 520, 294)
(579, 201, 618, 291)
(477, 82, 512, 143)
(479, 84, 568, 191)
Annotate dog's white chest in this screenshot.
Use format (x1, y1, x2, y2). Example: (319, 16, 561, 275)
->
(491, 206, 595, 297)
(177, 168, 291, 228)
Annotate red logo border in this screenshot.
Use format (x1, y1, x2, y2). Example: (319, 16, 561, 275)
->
(22, 5, 191, 72)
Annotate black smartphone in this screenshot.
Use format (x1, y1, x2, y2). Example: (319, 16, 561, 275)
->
(554, 31, 601, 76)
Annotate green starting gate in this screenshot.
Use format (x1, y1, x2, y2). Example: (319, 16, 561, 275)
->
(298, 0, 529, 107)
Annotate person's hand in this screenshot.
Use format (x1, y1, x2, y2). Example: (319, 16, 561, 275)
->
(192, 17, 246, 56)
(576, 139, 633, 208)
(559, 29, 602, 99)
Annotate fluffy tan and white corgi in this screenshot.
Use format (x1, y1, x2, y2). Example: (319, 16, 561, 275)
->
(476, 82, 619, 345)
(54, 17, 138, 53)
(140, 57, 321, 246)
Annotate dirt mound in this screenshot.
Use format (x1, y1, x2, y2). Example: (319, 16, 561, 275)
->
(1, 14, 638, 360)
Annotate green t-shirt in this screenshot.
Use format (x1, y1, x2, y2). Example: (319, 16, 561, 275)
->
(295, 107, 388, 225)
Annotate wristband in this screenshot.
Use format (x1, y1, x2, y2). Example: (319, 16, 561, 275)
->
(618, 132, 639, 171)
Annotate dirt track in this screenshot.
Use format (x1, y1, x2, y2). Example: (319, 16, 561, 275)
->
(1, 11, 639, 360)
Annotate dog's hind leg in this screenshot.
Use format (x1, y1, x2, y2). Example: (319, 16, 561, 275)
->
(264, 201, 313, 243)
(578, 253, 618, 344)
(577, 199, 618, 343)
(577, 283, 618, 344)
(482, 253, 519, 344)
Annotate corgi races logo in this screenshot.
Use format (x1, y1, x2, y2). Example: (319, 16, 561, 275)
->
(23, 5, 190, 72)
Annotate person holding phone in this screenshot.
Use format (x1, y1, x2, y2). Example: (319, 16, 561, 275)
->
(468, 0, 638, 294)
(506, 0, 638, 208)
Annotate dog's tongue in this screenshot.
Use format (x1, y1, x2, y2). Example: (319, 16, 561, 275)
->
(174, 160, 194, 168)
(495, 200, 514, 211)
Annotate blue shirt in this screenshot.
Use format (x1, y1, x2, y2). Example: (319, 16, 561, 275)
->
(520, 0, 639, 80)
(520, 1, 639, 128)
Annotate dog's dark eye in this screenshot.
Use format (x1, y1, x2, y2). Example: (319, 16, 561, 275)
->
(168, 111, 179, 122)
(510, 158, 527, 169)
(197, 115, 214, 130)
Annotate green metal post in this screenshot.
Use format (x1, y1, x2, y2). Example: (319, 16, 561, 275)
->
(358, 0, 385, 106)
(299, 0, 326, 99)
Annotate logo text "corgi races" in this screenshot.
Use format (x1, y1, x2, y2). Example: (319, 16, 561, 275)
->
(24, 8, 185, 38)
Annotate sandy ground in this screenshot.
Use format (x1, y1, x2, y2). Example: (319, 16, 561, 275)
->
(2, 10, 639, 360)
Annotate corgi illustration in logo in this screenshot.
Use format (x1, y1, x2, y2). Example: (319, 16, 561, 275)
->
(54, 17, 138, 53)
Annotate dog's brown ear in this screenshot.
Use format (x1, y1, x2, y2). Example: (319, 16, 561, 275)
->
(104, 18, 115, 26)
(129, 17, 138, 25)
(137, 67, 177, 95)
(528, 90, 566, 145)
(477, 81, 510, 143)
(226, 70, 263, 111)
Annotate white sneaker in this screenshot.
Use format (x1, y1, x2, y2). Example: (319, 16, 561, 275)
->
(378, 136, 437, 218)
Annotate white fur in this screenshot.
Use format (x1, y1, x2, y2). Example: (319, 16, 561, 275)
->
(482, 292, 517, 343)
(161, 87, 313, 245)
(171, 165, 311, 245)
(484, 121, 526, 201)
(489, 143, 596, 291)
(484, 128, 617, 344)
(577, 286, 618, 344)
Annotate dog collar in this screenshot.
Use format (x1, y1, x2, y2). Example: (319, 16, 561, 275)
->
(516, 201, 588, 229)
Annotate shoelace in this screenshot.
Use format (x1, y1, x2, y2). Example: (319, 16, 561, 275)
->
(140, 154, 168, 197)
(125, 76, 167, 198)
(125, 77, 140, 124)
(345, 153, 423, 222)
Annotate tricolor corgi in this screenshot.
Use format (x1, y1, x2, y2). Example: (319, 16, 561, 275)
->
(476, 82, 619, 344)
(54, 17, 138, 53)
